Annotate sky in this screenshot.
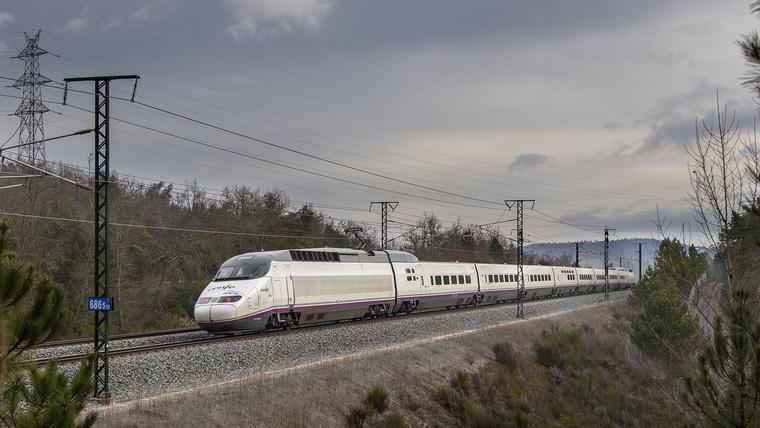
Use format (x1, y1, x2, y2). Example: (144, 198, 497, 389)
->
(0, 0, 759, 253)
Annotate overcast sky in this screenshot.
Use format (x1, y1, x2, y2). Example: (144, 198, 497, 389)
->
(0, 0, 758, 250)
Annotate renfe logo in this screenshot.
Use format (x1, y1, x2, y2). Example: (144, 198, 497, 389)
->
(207, 284, 236, 292)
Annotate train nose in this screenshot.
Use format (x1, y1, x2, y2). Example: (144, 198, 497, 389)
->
(194, 304, 238, 323)
(194, 305, 211, 323)
(209, 304, 237, 321)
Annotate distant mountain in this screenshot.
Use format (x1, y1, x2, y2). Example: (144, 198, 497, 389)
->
(525, 238, 660, 280)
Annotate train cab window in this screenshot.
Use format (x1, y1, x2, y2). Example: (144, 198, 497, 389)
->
(214, 256, 271, 281)
(458, 275, 464, 284)
(443, 276, 450, 285)
(435, 276, 442, 285)
(465, 275, 471, 284)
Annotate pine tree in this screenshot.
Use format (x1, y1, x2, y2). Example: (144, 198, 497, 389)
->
(0, 221, 96, 427)
(683, 290, 760, 427)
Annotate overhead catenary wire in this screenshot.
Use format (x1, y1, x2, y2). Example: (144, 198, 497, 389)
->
(0, 79, 666, 239)
(33, 77, 686, 205)
(0, 211, 351, 241)
(1, 90, 687, 233)
(29, 52, 678, 195)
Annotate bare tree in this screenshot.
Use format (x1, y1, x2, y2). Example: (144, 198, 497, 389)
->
(687, 93, 745, 292)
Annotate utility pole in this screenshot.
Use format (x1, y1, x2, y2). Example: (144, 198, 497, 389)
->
(505, 199, 535, 318)
(638, 242, 642, 283)
(369, 201, 398, 250)
(12, 30, 50, 164)
(575, 242, 579, 267)
(604, 226, 615, 301)
(64, 74, 139, 403)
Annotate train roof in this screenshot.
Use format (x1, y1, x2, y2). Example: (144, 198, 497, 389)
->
(224, 248, 419, 264)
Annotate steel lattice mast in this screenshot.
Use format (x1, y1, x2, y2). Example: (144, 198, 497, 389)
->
(505, 199, 534, 318)
(13, 30, 50, 164)
(64, 74, 140, 403)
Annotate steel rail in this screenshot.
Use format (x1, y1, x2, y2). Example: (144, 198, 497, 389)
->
(26, 289, 629, 367)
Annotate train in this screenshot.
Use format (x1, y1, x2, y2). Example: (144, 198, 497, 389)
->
(194, 247, 635, 333)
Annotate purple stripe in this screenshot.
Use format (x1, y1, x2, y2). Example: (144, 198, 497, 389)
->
(204, 296, 395, 324)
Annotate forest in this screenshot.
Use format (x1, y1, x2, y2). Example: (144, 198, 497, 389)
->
(0, 160, 560, 337)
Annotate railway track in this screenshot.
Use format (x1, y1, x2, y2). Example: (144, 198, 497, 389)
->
(26, 290, 626, 367)
(32, 326, 203, 349)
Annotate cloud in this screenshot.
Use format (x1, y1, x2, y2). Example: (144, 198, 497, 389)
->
(508, 153, 551, 171)
(63, 16, 88, 32)
(63, 7, 90, 32)
(0, 12, 14, 28)
(99, 18, 122, 31)
(131, 1, 174, 23)
(224, 0, 336, 40)
(602, 120, 624, 130)
(626, 85, 756, 157)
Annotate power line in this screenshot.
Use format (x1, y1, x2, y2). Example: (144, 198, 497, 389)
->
(0, 211, 350, 240)
(37, 46, 680, 195)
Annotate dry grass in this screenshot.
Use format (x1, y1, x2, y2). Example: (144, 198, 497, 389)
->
(94, 301, 626, 427)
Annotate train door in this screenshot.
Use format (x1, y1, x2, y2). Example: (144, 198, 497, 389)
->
(286, 275, 295, 308)
(414, 264, 426, 289)
(247, 289, 260, 310)
(270, 264, 292, 308)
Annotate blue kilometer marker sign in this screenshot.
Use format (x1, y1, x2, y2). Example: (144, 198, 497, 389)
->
(88, 296, 114, 312)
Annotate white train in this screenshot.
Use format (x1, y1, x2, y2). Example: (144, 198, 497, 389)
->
(194, 248, 635, 333)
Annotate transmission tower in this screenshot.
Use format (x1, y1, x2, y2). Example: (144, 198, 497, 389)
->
(505, 199, 535, 318)
(12, 30, 50, 164)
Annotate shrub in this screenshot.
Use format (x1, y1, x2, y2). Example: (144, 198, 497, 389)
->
(533, 327, 585, 370)
(493, 342, 518, 372)
(345, 406, 367, 428)
(382, 411, 407, 428)
(364, 385, 389, 414)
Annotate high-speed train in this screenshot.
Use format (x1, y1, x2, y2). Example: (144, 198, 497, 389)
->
(194, 248, 635, 333)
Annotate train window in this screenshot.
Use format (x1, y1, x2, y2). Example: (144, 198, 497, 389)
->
(452, 276, 458, 284)
(407, 276, 412, 281)
(488, 274, 494, 282)
(214, 257, 271, 281)
(435, 276, 442, 285)
(430, 276, 434, 285)
(405, 268, 411, 273)
(465, 275, 471, 284)
(443, 276, 450, 285)
(497, 274, 502, 282)
(458, 275, 464, 284)
(412, 269, 416, 273)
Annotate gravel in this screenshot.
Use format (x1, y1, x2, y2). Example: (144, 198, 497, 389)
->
(61, 290, 630, 401)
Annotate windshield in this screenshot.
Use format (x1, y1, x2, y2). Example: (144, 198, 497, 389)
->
(214, 256, 271, 281)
